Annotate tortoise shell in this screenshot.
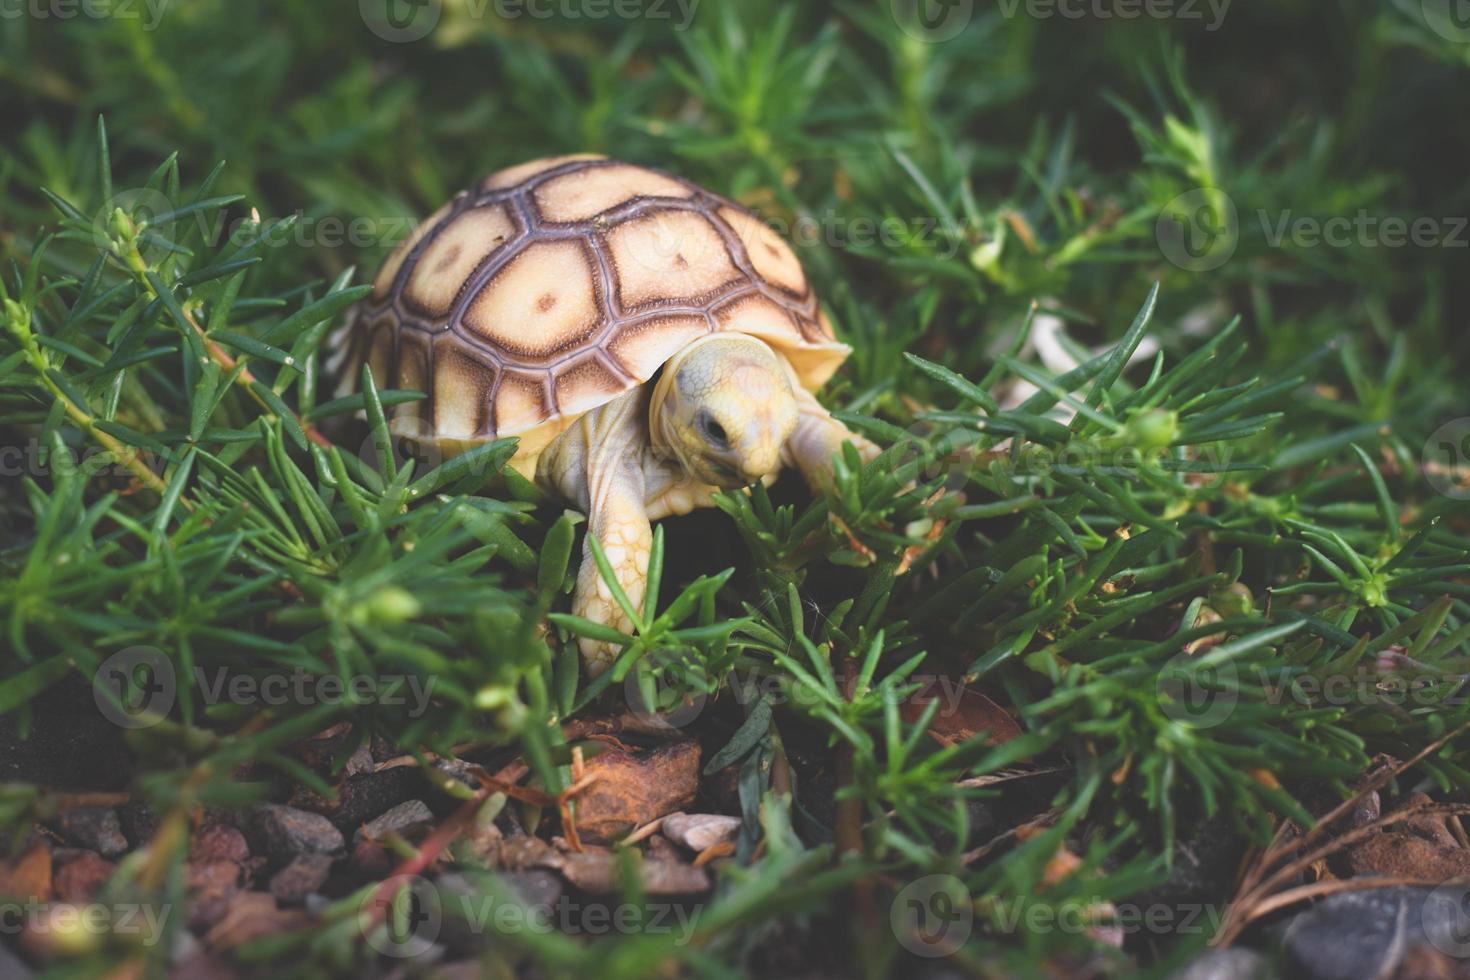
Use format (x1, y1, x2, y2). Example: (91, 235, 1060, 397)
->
(333, 155, 850, 467)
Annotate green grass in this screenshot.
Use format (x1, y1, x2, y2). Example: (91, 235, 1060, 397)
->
(2, 1, 1469, 976)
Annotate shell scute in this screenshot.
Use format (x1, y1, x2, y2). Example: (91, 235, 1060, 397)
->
(347, 156, 848, 450)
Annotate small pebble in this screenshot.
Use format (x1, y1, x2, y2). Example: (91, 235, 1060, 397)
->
(355, 799, 434, 844)
(191, 824, 250, 864)
(248, 804, 345, 860)
(54, 807, 128, 858)
(662, 813, 741, 853)
(269, 853, 335, 905)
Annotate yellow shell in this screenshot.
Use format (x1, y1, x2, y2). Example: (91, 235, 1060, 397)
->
(336, 156, 849, 466)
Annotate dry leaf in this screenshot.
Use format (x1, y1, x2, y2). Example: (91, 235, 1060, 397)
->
(0, 840, 53, 901)
(898, 679, 1021, 748)
(573, 741, 700, 843)
(204, 892, 310, 951)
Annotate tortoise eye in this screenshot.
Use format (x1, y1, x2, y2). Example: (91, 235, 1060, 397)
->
(696, 411, 730, 450)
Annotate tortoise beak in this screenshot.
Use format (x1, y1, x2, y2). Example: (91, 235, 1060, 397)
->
(706, 459, 752, 489)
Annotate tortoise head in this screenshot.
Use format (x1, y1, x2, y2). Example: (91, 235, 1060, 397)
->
(651, 334, 799, 489)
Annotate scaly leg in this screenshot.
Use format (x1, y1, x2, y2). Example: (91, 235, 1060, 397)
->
(539, 390, 653, 676)
(781, 383, 881, 491)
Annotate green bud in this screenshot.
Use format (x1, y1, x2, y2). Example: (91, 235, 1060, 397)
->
(1120, 409, 1179, 451)
(358, 585, 421, 625)
(109, 206, 135, 241)
(1210, 582, 1254, 617)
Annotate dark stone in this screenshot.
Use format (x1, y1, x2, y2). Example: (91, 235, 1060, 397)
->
(309, 768, 421, 833)
(355, 799, 434, 844)
(1130, 815, 1247, 938)
(430, 759, 480, 795)
(1278, 885, 1462, 980)
(268, 853, 335, 905)
(118, 802, 160, 848)
(52, 807, 128, 858)
(246, 804, 344, 862)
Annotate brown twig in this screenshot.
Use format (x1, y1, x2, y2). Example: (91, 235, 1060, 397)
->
(1213, 721, 1470, 946)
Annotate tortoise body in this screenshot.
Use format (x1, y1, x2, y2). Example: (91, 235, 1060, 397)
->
(336, 155, 850, 476)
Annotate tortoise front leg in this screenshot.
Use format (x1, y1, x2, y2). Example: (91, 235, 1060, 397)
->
(541, 390, 653, 676)
(781, 383, 881, 491)
(574, 460, 652, 676)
